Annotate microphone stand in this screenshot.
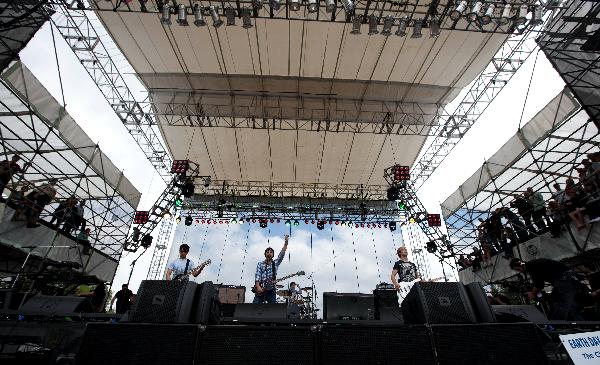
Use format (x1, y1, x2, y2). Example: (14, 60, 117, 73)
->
(127, 248, 148, 285)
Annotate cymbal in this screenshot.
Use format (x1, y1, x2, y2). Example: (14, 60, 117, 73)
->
(276, 290, 290, 297)
(275, 285, 284, 288)
(293, 298, 304, 304)
(301, 287, 313, 291)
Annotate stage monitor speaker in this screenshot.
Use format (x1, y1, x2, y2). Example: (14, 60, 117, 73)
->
(491, 305, 548, 323)
(373, 288, 398, 320)
(216, 284, 246, 304)
(320, 325, 435, 364)
(192, 281, 221, 324)
(197, 326, 315, 365)
(20, 294, 94, 314)
(401, 282, 476, 324)
(128, 280, 197, 323)
(464, 282, 496, 323)
(323, 292, 374, 320)
(431, 323, 547, 365)
(233, 303, 288, 320)
(78, 323, 198, 365)
(377, 307, 404, 322)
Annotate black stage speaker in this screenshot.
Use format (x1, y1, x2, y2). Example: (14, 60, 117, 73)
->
(320, 325, 435, 364)
(233, 303, 288, 320)
(431, 323, 548, 365)
(78, 323, 198, 365)
(128, 280, 197, 323)
(373, 288, 399, 320)
(401, 282, 476, 324)
(20, 294, 94, 314)
(0, 289, 25, 311)
(197, 326, 315, 365)
(492, 305, 548, 323)
(323, 292, 374, 320)
(192, 281, 220, 324)
(464, 282, 496, 323)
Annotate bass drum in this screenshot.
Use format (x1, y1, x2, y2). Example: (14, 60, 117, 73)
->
(287, 302, 302, 319)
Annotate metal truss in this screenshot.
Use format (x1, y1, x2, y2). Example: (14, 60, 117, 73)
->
(411, 4, 553, 190)
(0, 1, 51, 72)
(146, 217, 175, 279)
(48, 1, 172, 180)
(444, 108, 595, 258)
(87, 0, 537, 35)
(537, 0, 600, 127)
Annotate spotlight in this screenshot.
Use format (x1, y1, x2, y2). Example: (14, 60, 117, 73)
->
(307, 0, 318, 13)
(232, 218, 237, 224)
(393, 165, 410, 181)
(514, 4, 528, 25)
(427, 214, 442, 227)
(480, 4, 494, 25)
(290, 0, 300, 11)
(260, 219, 268, 228)
(325, 0, 335, 13)
(182, 179, 195, 198)
(411, 19, 422, 38)
(293, 219, 300, 226)
(498, 4, 512, 25)
(253, 0, 262, 8)
(381, 16, 393, 36)
(387, 186, 399, 201)
(210, 6, 223, 27)
(203, 176, 212, 187)
(185, 215, 193, 226)
(134, 211, 150, 225)
(351, 15, 362, 34)
(389, 221, 396, 232)
(426, 240, 437, 253)
(415, 212, 427, 222)
(395, 17, 407, 36)
(242, 8, 253, 28)
(531, 5, 543, 25)
(141, 234, 153, 249)
(132, 227, 140, 242)
(285, 219, 291, 226)
(175, 196, 183, 207)
(317, 220, 325, 230)
(450, 1, 467, 21)
(467, 1, 482, 22)
(270, 0, 281, 11)
(368, 15, 379, 35)
(341, 0, 354, 14)
(430, 17, 440, 38)
(397, 201, 406, 210)
(226, 7, 236, 26)
(161, 5, 172, 25)
(176, 4, 189, 25)
(193, 4, 206, 26)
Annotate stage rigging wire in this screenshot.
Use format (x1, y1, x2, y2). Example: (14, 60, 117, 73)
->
(371, 230, 382, 282)
(351, 230, 360, 290)
(330, 225, 337, 285)
(239, 223, 251, 286)
(216, 223, 230, 282)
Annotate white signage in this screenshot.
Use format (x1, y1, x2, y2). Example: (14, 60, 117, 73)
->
(560, 331, 600, 364)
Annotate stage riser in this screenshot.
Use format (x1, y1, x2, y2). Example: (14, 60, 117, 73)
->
(77, 323, 549, 365)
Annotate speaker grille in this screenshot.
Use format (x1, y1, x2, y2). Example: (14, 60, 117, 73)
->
(198, 326, 314, 365)
(78, 323, 198, 365)
(130, 280, 188, 323)
(403, 282, 475, 324)
(320, 326, 435, 364)
(432, 324, 547, 365)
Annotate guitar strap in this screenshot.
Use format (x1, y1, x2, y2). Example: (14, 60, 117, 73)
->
(183, 259, 190, 276)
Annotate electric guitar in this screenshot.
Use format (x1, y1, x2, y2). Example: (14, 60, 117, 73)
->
(173, 259, 211, 281)
(397, 277, 445, 300)
(252, 271, 305, 294)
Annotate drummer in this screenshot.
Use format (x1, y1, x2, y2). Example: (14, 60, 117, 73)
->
(289, 282, 303, 304)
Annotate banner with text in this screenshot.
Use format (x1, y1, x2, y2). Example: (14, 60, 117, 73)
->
(560, 331, 600, 364)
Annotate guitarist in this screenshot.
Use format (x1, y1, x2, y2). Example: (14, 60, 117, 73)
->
(253, 234, 289, 303)
(165, 244, 208, 281)
(390, 246, 420, 291)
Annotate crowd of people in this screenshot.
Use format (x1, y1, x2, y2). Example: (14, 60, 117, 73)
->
(458, 152, 600, 271)
(0, 154, 92, 250)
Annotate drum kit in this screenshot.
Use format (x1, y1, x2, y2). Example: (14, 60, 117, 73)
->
(275, 284, 318, 319)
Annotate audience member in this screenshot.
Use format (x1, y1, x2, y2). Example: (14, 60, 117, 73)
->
(0, 155, 28, 196)
(111, 283, 134, 314)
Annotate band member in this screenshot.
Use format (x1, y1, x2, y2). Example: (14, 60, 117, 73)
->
(509, 257, 585, 320)
(110, 283, 134, 314)
(166, 244, 208, 280)
(253, 234, 289, 303)
(391, 246, 420, 290)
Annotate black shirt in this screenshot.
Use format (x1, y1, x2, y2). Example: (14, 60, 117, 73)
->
(526, 258, 569, 290)
(393, 260, 418, 282)
(114, 289, 133, 312)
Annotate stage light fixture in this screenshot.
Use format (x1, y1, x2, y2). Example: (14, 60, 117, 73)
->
(515, 4, 528, 25)
(132, 227, 141, 242)
(134, 211, 150, 225)
(351, 15, 361, 34)
(395, 17, 407, 36)
(210, 6, 223, 27)
(480, 4, 494, 25)
(242, 8, 253, 28)
(285, 219, 291, 226)
(398, 201, 406, 210)
(325, 0, 335, 13)
(393, 165, 410, 181)
(141, 234, 153, 249)
(450, 1, 467, 21)
(293, 219, 300, 226)
(253, 0, 262, 9)
(381, 16, 394, 36)
(317, 220, 325, 230)
(426, 240, 437, 253)
(232, 218, 237, 224)
(368, 15, 379, 35)
(175, 196, 183, 207)
(290, 0, 300, 11)
(193, 4, 206, 26)
(176, 4, 189, 25)
(203, 176, 212, 187)
(531, 5, 543, 25)
(182, 179, 195, 198)
(467, 1, 482, 22)
(411, 19, 422, 38)
(387, 186, 399, 201)
(307, 0, 318, 13)
(415, 212, 427, 222)
(185, 215, 193, 226)
(226, 7, 236, 25)
(341, 0, 354, 14)
(430, 17, 440, 38)
(409, 217, 416, 224)
(260, 219, 268, 228)
(270, 0, 281, 11)
(499, 4, 511, 25)
(161, 5, 172, 25)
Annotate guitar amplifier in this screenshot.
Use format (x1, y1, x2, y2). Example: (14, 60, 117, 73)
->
(323, 292, 374, 320)
(216, 285, 246, 304)
(373, 288, 399, 320)
(129, 280, 197, 323)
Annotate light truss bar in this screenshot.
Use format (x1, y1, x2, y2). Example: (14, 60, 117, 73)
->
(49, 2, 172, 180)
(411, 9, 548, 189)
(146, 217, 174, 280)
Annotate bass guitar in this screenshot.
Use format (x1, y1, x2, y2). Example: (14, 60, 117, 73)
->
(397, 277, 445, 301)
(173, 259, 211, 281)
(252, 271, 305, 294)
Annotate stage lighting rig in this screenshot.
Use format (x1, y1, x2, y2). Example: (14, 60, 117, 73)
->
(171, 160, 190, 174)
(430, 18, 440, 38)
(242, 8, 253, 28)
(450, 1, 467, 21)
(209, 6, 223, 27)
(351, 15, 362, 34)
(389, 221, 397, 232)
(427, 214, 441, 227)
(185, 215, 193, 226)
(387, 185, 400, 201)
(226, 7, 236, 26)
(161, 5, 172, 25)
(368, 15, 379, 35)
(193, 4, 206, 26)
(132, 227, 141, 242)
(177, 4, 188, 25)
(411, 19, 422, 38)
(426, 240, 437, 253)
(141, 234, 153, 249)
(260, 219, 268, 228)
(134, 211, 150, 225)
(341, 0, 354, 14)
(317, 220, 325, 230)
(381, 16, 394, 36)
